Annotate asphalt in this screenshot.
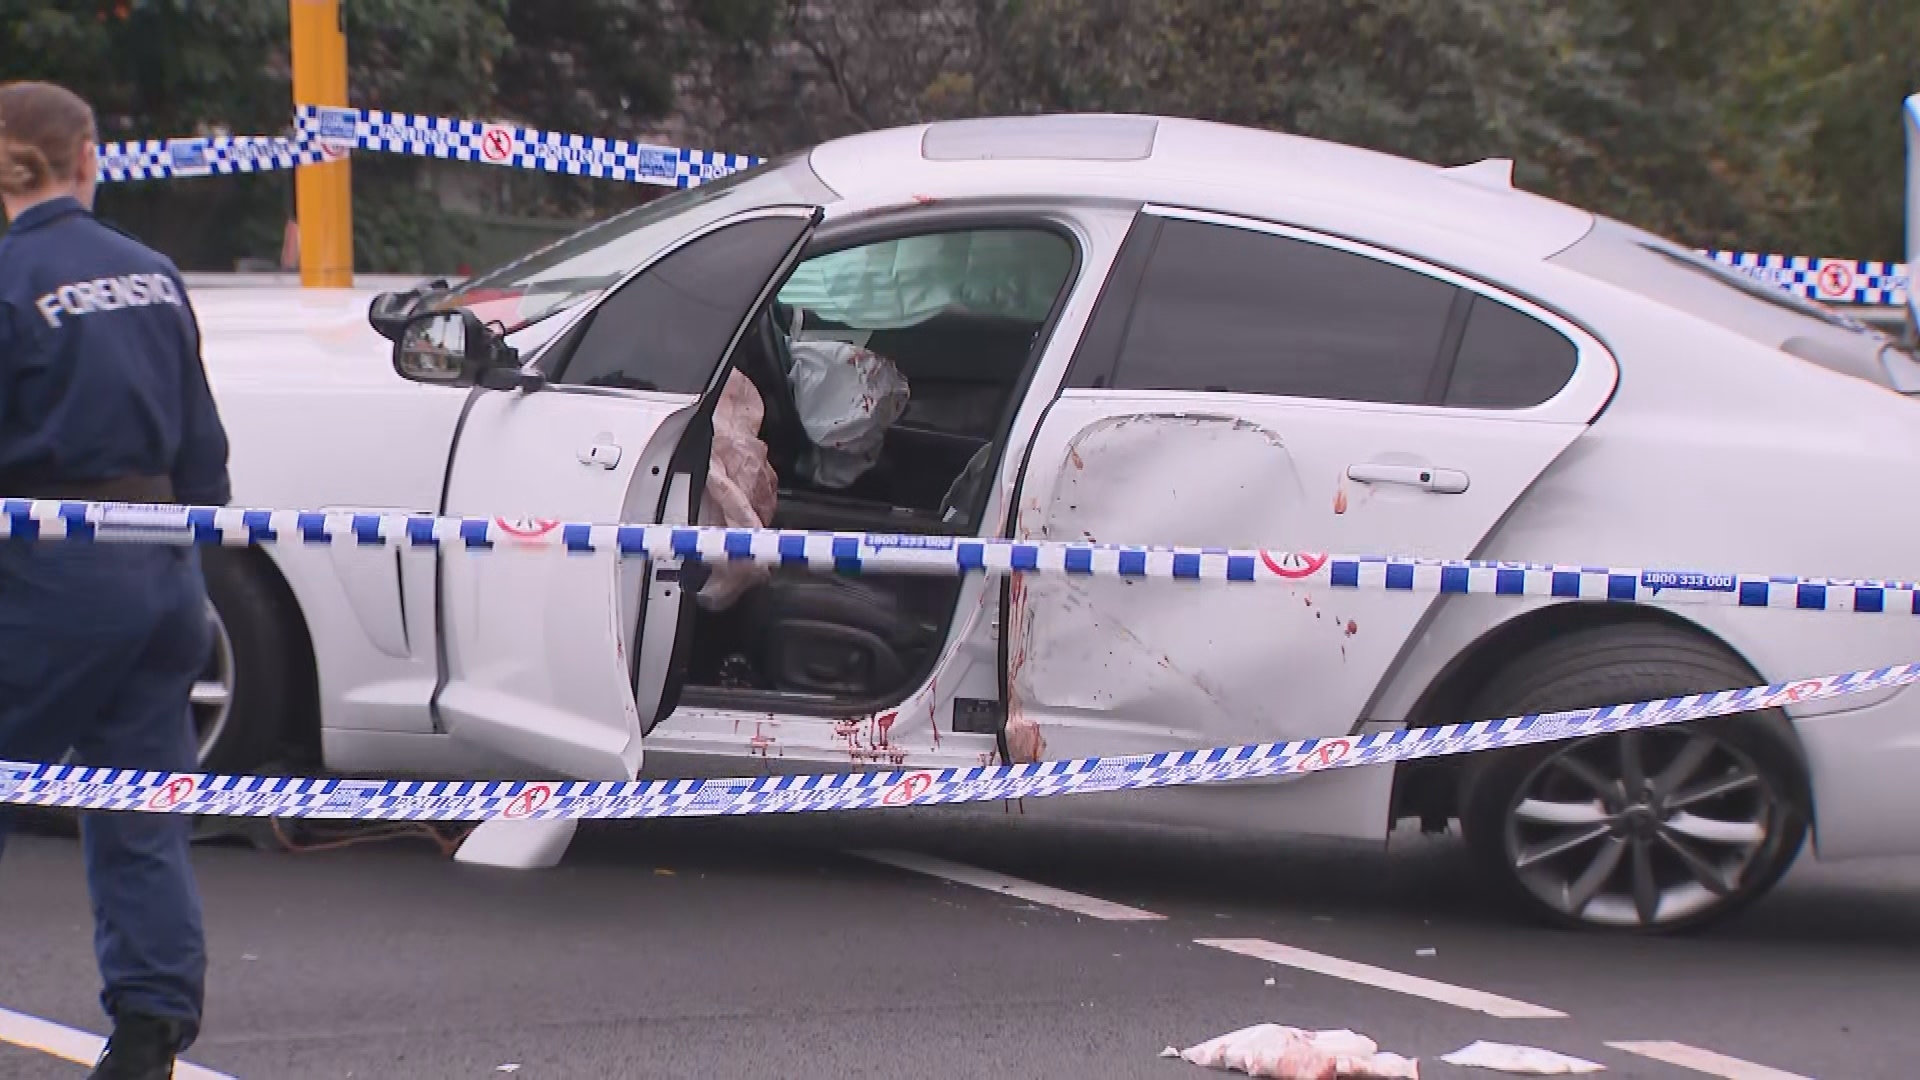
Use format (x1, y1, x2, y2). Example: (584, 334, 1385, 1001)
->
(1, 806, 1915, 1079)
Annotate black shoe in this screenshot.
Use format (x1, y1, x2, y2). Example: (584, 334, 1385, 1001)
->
(89, 1013, 185, 1080)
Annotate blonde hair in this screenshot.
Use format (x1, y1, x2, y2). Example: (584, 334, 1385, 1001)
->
(0, 81, 97, 197)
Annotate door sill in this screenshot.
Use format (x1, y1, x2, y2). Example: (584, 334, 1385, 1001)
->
(679, 683, 915, 717)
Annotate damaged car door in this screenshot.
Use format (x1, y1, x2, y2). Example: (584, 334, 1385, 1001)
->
(1006, 206, 1617, 835)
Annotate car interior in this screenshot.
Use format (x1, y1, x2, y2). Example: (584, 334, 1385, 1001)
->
(683, 225, 1076, 710)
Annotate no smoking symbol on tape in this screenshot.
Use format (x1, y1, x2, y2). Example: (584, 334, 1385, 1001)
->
(1260, 550, 1328, 580)
(882, 772, 935, 806)
(1296, 739, 1353, 772)
(502, 784, 553, 819)
(494, 517, 559, 540)
(1780, 679, 1829, 704)
(479, 127, 516, 163)
(146, 775, 197, 811)
(1816, 262, 1855, 297)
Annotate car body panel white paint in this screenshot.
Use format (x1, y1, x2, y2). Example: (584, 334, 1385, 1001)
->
(195, 286, 460, 736)
(1366, 267, 1920, 857)
(437, 386, 695, 779)
(806, 118, 1596, 272)
(188, 115, 1920, 863)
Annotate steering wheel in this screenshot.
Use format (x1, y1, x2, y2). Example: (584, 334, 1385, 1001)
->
(749, 303, 808, 474)
(760, 302, 795, 373)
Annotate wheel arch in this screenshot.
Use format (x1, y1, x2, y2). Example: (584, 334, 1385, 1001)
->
(1388, 601, 1810, 829)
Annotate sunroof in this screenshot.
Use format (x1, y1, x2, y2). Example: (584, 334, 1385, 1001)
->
(921, 115, 1158, 162)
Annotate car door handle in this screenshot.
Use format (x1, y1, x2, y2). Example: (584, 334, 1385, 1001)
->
(578, 442, 622, 469)
(1346, 463, 1469, 494)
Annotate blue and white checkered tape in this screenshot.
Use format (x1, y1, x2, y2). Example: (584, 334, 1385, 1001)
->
(5, 498, 1920, 618)
(294, 105, 761, 189)
(1, 661, 1910, 820)
(1703, 250, 1909, 308)
(95, 135, 336, 183)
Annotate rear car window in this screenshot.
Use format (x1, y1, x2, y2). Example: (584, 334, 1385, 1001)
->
(1444, 296, 1579, 408)
(1093, 216, 1580, 408)
(1110, 217, 1456, 404)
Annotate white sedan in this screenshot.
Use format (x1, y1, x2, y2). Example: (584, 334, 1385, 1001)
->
(186, 114, 1920, 932)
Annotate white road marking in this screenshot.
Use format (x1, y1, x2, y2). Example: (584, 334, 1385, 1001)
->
(0, 1004, 236, 1079)
(1608, 1041, 1814, 1079)
(1194, 938, 1566, 1019)
(852, 850, 1166, 921)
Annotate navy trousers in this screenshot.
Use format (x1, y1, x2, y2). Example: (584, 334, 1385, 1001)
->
(0, 542, 209, 1046)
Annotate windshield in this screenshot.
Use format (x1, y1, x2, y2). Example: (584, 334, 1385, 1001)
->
(431, 151, 839, 335)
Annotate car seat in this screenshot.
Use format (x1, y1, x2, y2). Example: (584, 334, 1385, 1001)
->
(738, 573, 944, 698)
(736, 446, 990, 698)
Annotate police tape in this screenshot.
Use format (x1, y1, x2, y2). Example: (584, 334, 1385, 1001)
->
(92, 105, 1908, 305)
(95, 134, 337, 182)
(293, 105, 762, 189)
(95, 106, 760, 191)
(5, 498, 1920, 617)
(1708, 251, 1909, 308)
(1, 660, 1910, 821)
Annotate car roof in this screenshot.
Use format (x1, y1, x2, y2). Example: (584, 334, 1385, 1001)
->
(807, 114, 1595, 263)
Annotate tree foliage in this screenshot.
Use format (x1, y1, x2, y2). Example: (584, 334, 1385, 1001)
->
(3, 0, 1913, 270)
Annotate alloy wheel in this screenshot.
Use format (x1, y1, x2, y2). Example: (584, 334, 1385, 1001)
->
(1502, 728, 1784, 928)
(190, 598, 236, 764)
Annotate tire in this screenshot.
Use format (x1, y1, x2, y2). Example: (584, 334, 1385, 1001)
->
(1458, 623, 1808, 933)
(197, 549, 298, 771)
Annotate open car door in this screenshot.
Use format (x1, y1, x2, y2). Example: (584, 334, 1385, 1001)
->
(432, 206, 823, 780)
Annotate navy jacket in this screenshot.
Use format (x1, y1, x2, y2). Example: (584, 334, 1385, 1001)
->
(0, 197, 230, 505)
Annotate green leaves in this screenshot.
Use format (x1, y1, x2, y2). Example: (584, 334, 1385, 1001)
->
(13, 0, 1911, 271)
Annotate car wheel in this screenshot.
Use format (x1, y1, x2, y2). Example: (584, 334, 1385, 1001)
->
(197, 550, 297, 771)
(1459, 623, 1808, 933)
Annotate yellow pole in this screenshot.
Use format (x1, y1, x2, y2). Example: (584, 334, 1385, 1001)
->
(290, 0, 352, 287)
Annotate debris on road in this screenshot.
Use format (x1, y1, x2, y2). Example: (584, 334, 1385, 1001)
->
(1440, 1042, 1604, 1074)
(1163, 1023, 1419, 1078)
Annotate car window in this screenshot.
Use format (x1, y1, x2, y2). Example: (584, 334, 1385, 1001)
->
(435, 152, 836, 335)
(1443, 296, 1579, 408)
(1108, 217, 1457, 404)
(552, 214, 814, 393)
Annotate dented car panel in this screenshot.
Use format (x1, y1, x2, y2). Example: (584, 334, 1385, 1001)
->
(1005, 206, 1618, 770)
(1012, 393, 1607, 751)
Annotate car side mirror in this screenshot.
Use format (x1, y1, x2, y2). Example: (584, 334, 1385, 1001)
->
(392, 309, 519, 388)
(368, 279, 449, 342)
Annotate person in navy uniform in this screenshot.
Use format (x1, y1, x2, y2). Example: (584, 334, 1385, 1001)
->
(0, 81, 230, 1080)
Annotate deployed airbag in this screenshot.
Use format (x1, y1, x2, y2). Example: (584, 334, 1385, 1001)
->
(787, 340, 910, 488)
(777, 230, 1072, 330)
